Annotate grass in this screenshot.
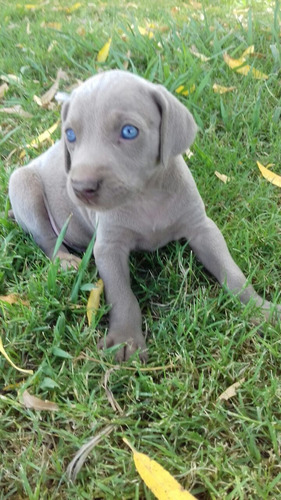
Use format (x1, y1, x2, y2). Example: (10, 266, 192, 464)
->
(0, 0, 281, 498)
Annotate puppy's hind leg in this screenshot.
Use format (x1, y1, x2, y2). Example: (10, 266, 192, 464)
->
(9, 165, 72, 264)
(187, 216, 281, 320)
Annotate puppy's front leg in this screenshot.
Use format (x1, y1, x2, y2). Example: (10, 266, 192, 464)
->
(187, 216, 281, 318)
(94, 241, 147, 362)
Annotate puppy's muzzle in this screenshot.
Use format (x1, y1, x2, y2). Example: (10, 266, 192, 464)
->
(71, 178, 103, 204)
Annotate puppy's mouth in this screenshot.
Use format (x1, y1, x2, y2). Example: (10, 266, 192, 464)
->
(72, 186, 100, 205)
(68, 177, 133, 210)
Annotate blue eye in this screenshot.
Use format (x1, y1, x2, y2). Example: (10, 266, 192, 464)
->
(121, 124, 139, 140)
(66, 128, 76, 143)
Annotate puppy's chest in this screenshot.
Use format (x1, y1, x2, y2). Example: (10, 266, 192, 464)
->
(129, 195, 183, 250)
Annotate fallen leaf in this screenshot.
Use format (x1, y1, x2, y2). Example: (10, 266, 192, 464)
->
(97, 38, 112, 62)
(241, 45, 255, 58)
(47, 40, 58, 52)
(137, 25, 154, 39)
(0, 337, 33, 375)
(24, 4, 39, 9)
(123, 439, 197, 500)
(66, 1, 81, 13)
(26, 121, 59, 149)
(35, 69, 68, 108)
(215, 171, 231, 183)
(0, 293, 30, 306)
(0, 83, 9, 98)
(175, 84, 196, 96)
(185, 148, 194, 159)
(0, 105, 32, 118)
(213, 83, 236, 94)
(76, 25, 86, 36)
(67, 425, 114, 481)
(1, 74, 22, 84)
(123, 50, 131, 70)
(103, 368, 123, 414)
(257, 161, 281, 188)
(190, 45, 210, 62)
(41, 22, 62, 30)
(21, 389, 59, 410)
(87, 279, 104, 326)
(218, 378, 245, 401)
(189, 0, 202, 7)
(223, 52, 268, 80)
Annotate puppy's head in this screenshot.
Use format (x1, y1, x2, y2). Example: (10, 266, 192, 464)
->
(61, 70, 197, 211)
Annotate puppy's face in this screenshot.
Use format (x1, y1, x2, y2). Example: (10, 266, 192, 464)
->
(61, 70, 197, 211)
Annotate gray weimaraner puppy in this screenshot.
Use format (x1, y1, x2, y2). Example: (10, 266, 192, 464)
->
(9, 70, 280, 362)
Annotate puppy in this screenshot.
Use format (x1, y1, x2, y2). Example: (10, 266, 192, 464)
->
(9, 70, 280, 361)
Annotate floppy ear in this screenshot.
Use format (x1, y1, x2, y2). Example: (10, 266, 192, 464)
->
(61, 100, 71, 173)
(152, 85, 197, 167)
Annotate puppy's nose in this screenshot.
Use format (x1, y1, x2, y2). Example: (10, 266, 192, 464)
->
(71, 178, 103, 203)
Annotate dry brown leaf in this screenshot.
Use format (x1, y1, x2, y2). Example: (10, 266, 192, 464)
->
(188, 0, 202, 8)
(1, 74, 21, 84)
(35, 69, 68, 108)
(0, 105, 32, 118)
(76, 25, 86, 37)
(103, 368, 123, 414)
(123, 50, 131, 70)
(215, 171, 231, 183)
(190, 45, 210, 61)
(218, 378, 245, 401)
(0, 293, 30, 306)
(67, 425, 115, 481)
(22, 389, 59, 411)
(0, 83, 9, 99)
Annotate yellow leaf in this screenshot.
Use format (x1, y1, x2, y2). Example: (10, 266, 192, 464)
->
(241, 45, 254, 58)
(257, 161, 281, 188)
(26, 121, 59, 149)
(97, 38, 112, 63)
(87, 279, 104, 326)
(215, 171, 231, 183)
(67, 2, 81, 13)
(123, 439, 197, 500)
(213, 83, 236, 94)
(137, 26, 154, 39)
(218, 378, 245, 401)
(0, 337, 33, 375)
(45, 22, 62, 30)
(223, 53, 268, 80)
(175, 84, 196, 96)
(21, 389, 59, 411)
(24, 4, 38, 9)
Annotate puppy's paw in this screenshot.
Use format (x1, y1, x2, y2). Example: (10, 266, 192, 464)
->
(55, 250, 82, 270)
(98, 330, 148, 363)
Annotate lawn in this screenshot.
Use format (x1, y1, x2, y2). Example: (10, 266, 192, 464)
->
(1, 0, 281, 498)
